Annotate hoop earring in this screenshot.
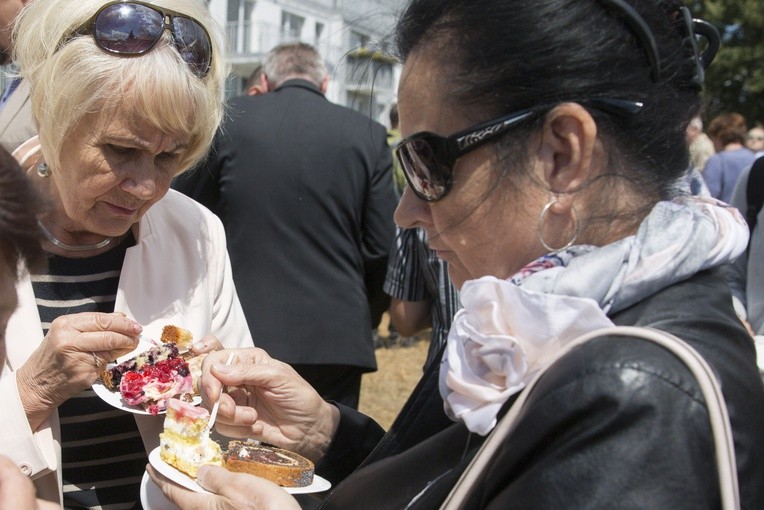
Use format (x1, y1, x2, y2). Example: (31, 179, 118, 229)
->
(537, 198, 579, 252)
(36, 162, 51, 178)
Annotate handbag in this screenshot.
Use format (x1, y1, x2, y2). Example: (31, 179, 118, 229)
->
(440, 326, 740, 510)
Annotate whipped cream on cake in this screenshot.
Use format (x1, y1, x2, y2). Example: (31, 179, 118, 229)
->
(160, 398, 223, 477)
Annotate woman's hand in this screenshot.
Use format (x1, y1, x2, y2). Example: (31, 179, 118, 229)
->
(147, 464, 300, 510)
(189, 334, 224, 355)
(0, 455, 60, 510)
(16, 312, 141, 430)
(201, 348, 341, 462)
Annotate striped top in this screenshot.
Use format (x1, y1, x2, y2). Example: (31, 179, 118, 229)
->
(31, 234, 146, 510)
(384, 227, 461, 369)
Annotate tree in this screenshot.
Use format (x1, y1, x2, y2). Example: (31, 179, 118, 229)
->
(689, 0, 764, 124)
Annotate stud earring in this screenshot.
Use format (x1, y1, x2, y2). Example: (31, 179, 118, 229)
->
(36, 162, 51, 178)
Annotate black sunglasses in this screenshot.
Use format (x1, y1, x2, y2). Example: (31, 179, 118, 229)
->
(395, 98, 644, 202)
(65, 1, 212, 78)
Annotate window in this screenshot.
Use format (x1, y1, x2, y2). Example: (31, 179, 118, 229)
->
(350, 30, 369, 49)
(281, 11, 305, 40)
(315, 22, 325, 44)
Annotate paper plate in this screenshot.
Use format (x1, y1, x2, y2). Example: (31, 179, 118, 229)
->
(148, 447, 331, 495)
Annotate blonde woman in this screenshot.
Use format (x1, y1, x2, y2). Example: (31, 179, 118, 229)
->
(1, 1, 253, 507)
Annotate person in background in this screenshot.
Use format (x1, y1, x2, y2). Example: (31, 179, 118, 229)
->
(703, 112, 756, 204)
(747, 124, 764, 157)
(0, 145, 58, 510)
(151, 1, 764, 508)
(384, 226, 460, 365)
(686, 115, 715, 172)
(244, 63, 266, 96)
(173, 42, 397, 409)
(388, 102, 407, 197)
(2, 0, 254, 507)
(0, 0, 35, 153)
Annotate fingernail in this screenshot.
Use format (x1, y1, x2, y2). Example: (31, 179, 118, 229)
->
(193, 341, 207, 351)
(132, 322, 143, 333)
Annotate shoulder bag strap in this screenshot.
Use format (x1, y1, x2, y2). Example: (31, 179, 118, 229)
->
(440, 325, 740, 510)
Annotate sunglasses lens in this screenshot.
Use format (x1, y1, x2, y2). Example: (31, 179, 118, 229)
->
(172, 17, 212, 77)
(94, 3, 163, 54)
(397, 139, 449, 201)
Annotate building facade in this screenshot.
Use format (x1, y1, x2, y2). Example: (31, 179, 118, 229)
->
(208, 0, 403, 122)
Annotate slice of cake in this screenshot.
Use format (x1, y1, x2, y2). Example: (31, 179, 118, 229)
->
(159, 398, 223, 478)
(161, 325, 194, 350)
(120, 357, 194, 415)
(223, 441, 314, 487)
(100, 342, 180, 390)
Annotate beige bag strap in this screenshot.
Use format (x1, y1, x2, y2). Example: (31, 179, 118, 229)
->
(440, 326, 740, 510)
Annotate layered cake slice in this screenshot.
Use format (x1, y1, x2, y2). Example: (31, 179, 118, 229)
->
(159, 398, 223, 478)
(223, 441, 314, 487)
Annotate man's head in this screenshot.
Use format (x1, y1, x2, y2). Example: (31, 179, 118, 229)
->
(262, 42, 328, 93)
(747, 126, 764, 153)
(0, 0, 28, 65)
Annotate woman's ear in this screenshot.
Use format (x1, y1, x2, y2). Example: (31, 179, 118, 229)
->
(536, 103, 598, 203)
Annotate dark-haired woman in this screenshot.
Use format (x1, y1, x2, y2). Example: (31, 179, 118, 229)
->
(152, 1, 764, 508)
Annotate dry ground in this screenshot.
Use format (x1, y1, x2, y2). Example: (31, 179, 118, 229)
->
(359, 315, 430, 430)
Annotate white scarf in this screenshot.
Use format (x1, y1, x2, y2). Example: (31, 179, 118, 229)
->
(440, 196, 748, 435)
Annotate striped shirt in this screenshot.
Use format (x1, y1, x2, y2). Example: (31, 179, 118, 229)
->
(31, 234, 145, 509)
(384, 227, 461, 369)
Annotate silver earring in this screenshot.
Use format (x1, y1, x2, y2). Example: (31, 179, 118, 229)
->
(537, 197, 579, 252)
(36, 162, 51, 178)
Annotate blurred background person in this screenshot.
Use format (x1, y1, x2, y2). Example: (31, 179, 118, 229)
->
(2, 0, 254, 507)
(174, 42, 397, 409)
(747, 124, 764, 157)
(704, 112, 756, 204)
(384, 226, 460, 366)
(0, 0, 34, 153)
(686, 115, 715, 173)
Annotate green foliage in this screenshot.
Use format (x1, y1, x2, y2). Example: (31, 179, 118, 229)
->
(689, 0, 764, 125)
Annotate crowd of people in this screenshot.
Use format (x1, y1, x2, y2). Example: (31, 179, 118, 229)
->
(0, 0, 763, 509)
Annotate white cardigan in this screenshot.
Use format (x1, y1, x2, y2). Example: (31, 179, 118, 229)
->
(0, 190, 254, 504)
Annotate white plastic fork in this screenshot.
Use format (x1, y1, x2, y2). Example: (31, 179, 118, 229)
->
(207, 352, 236, 429)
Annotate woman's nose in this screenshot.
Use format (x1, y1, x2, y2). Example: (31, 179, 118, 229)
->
(394, 186, 429, 229)
(120, 166, 158, 199)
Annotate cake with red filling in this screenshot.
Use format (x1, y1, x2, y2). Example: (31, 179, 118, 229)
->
(159, 398, 222, 477)
(99, 341, 197, 415)
(223, 441, 314, 487)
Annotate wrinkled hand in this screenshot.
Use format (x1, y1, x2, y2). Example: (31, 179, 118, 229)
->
(0, 455, 60, 510)
(201, 348, 340, 462)
(17, 312, 141, 430)
(189, 334, 224, 355)
(147, 464, 300, 510)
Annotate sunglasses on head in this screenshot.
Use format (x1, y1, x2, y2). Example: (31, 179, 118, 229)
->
(64, 1, 212, 78)
(395, 98, 644, 202)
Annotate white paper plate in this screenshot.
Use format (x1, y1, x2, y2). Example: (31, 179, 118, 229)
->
(148, 447, 331, 495)
(92, 340, 200, 415)
(140, 471, 179, 510)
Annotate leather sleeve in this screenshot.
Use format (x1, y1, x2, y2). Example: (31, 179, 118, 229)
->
(315, 402, 385, 485)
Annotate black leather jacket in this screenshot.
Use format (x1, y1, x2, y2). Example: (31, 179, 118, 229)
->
(312, 270, 764, 509)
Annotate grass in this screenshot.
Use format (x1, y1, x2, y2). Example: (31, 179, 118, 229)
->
(359, 316, 430, 430)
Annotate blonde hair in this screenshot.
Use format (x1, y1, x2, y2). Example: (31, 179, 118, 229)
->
(13, 0, 228, 175)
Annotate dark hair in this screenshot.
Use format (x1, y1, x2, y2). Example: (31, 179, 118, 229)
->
(389, 103, 399, 129)
(395, 0, 705, 199)
(707, 112, 747, 146)
(0, 147, 45, 276)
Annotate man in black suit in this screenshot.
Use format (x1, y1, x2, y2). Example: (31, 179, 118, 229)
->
(173, 42, 397, 409)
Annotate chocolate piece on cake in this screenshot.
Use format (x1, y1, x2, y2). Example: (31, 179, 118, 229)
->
(160, 398, 222, 478)
(224, 441, 314, 487)
(161, 325, 194, 350)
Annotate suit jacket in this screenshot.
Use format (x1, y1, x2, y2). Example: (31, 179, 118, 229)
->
(0, 79, 36, 153)
(315, 270, 764, 509)
(174, 79, 397, 370)
(0, 190, 254, 504)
